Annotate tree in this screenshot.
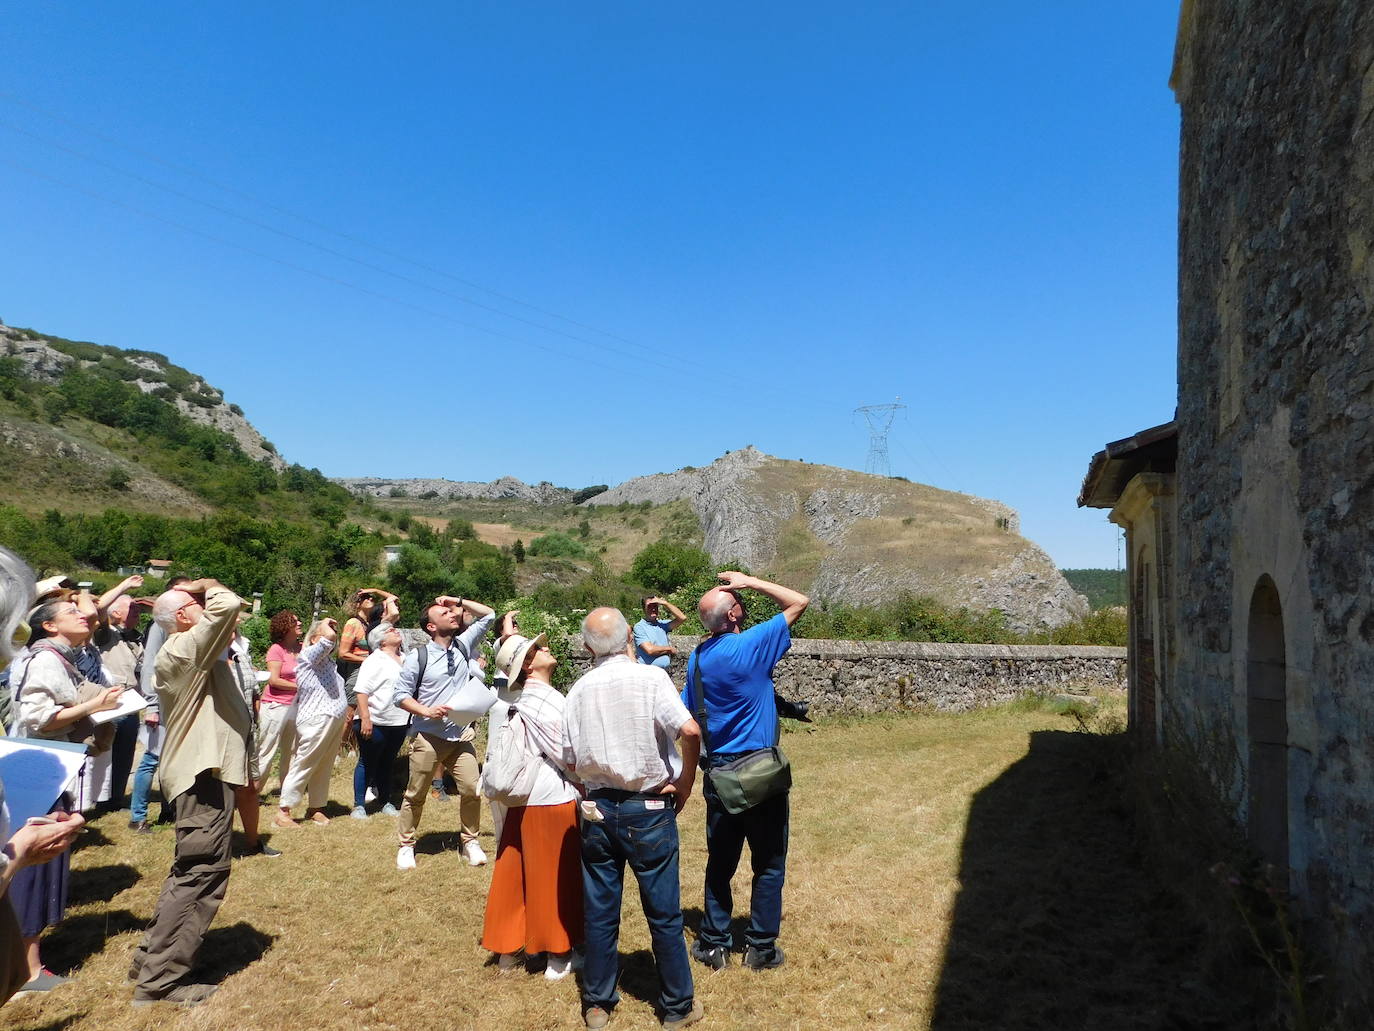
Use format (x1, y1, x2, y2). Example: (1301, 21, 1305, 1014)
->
(512, 539, 525, 563)
(630, 538, 713, 594)
(106, 467, 131, 491)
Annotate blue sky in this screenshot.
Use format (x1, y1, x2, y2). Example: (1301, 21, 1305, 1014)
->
(0, 3, 1179, 569)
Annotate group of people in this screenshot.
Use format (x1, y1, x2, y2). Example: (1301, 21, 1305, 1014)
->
(0, 544, 810, 1030)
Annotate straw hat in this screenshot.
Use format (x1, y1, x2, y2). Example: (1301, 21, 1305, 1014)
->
(494, 632, 548, 687)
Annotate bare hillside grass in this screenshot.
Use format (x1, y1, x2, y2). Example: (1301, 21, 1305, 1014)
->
(5, 695, 1264, 1031)
(749, 461, 1024, 581)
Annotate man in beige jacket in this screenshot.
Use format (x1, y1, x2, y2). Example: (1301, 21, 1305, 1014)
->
(131, 579, 251, 1008)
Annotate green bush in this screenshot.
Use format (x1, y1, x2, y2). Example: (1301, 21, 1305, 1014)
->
(528, 532, 588, 560)
(630, 539, 712, 594)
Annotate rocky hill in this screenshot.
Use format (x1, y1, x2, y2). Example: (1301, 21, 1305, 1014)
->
(0, 322, 282, 469)
(338, 475, 574, 504)
(587, 447, 1088, 632)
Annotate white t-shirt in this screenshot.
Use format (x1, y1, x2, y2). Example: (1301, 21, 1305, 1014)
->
(489, 678, 577, 807)
(354, 649, 410, 727)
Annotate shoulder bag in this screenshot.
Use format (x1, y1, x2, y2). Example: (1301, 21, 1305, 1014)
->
(689, 649, 791, 815)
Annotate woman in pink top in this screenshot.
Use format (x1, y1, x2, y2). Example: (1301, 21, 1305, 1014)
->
(253, 610, 302, 797)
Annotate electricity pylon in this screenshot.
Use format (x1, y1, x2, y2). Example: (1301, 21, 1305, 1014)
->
(854, 401, 906, 478)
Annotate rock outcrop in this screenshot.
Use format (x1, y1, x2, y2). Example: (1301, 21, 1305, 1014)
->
(589, 447, 1088, 632)
(338, 475, 574, 503)
(0, 323, 283, 469)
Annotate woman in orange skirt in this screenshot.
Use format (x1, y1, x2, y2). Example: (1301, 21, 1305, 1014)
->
(482, 633, 583, 979)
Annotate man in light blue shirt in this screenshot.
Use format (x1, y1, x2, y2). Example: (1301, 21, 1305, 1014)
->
(632, 596, 688, 671)
(392, 595, 495, 871)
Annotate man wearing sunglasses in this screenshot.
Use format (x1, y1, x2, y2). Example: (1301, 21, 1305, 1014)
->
(392, 595, 495, 871)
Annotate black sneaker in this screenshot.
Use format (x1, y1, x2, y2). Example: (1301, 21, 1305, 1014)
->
(690, 940, 729, 970)
(743, 943, 785, 970)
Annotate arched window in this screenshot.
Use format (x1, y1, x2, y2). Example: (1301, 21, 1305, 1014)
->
(1246, 575, 1288, 871)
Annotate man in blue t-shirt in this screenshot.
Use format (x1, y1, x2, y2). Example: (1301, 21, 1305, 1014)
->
(632, 596, 688, 670)
(682, 571, 808, 973)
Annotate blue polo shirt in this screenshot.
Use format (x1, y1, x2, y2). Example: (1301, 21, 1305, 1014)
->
(633, 618, 674, 669)
(683, 613, 791, 755)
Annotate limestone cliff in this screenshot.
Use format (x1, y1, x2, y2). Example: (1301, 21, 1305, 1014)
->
(587, 447, 1087, 632)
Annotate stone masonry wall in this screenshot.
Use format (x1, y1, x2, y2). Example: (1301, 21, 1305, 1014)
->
(1175, 0, 1374, 994)
(561, 638, 1124, 715)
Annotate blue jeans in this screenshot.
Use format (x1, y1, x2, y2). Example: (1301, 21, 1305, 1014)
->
(699, 768, 790, 951)
(580, 795, 695, 1020)
(352, 722, 409, 807)
(130, 749, 161, 823)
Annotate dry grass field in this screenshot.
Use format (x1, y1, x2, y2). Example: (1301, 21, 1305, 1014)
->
(4, 695, 1265, 1031)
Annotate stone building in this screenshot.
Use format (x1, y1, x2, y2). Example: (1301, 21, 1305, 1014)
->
(1081, 0, 1374, 991)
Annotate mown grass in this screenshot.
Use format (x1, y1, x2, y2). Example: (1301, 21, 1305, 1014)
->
(4, 692, 1269, 1031)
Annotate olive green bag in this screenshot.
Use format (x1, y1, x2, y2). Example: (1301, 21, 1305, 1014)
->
(689, 652, 791, 815)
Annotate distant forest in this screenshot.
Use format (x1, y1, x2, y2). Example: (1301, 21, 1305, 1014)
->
(1060, 568, 1126, 610)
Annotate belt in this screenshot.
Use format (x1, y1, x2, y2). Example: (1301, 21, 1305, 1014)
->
(587, 787, 669, 802)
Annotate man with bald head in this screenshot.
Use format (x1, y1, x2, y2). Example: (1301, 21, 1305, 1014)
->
(131, 578, 252, 1008)
(683, 571, 808, 973)
(563, 607, 703, 1031)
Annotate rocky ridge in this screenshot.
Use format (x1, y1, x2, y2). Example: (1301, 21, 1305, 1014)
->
(587, 447, 1087, 632)
(337, 476, 574, 503)
(0, 323, 283, 469)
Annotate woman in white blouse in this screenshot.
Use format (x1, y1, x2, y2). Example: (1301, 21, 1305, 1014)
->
(8, 598, 122, 994)
(274, 619, 346, 828)
(350, 623, 410, 818)
(480, 633, 583, 980)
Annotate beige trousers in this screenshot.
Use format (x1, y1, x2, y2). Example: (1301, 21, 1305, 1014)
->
(397, 732, 480, 847)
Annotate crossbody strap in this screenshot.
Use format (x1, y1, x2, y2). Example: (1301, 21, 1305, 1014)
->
(689, 648, 714, 756)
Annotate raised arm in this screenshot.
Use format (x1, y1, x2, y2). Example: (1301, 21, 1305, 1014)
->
(652, 597, 688, 632)
(716, 571, 809, 626)
(96, 574, 144, 621)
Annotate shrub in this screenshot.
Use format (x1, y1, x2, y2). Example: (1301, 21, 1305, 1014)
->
(630, 539, 713, 594)
(528, 532, 587, 560)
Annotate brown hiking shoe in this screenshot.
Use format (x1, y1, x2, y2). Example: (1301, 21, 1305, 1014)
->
(132, 982, 219, 1008)
(584, 1005, 611, 1029)
(662, 1000, 704, 1030)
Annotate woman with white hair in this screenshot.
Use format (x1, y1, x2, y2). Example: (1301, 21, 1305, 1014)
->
(349, 621, 409, 818)
(0, 547, 87, 1002)
(7, 588, 122, 996)
(480, 632, 582, 980)
(274, 618, 346, 827)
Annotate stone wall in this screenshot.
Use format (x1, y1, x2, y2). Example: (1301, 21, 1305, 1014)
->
(1173, 0, 1374, 994)
(565, 638, 1126, 715)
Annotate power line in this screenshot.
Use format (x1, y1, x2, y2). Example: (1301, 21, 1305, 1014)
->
(0, 91, 681, 365)
(0, 156, 629, 374)
(0, 116, 700, 376)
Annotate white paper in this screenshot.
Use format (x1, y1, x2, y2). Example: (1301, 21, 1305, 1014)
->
(88, 689, 149, 725)
(0, 738, 88, 827)
(440, 678, 499, 726)
(138, 721, 162, 755)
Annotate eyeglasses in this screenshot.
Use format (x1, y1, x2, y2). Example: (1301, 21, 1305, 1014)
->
(445, 649, 457, 676)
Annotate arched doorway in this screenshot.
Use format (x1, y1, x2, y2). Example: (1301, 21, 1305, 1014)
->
(1132, 548, 1156, 740)
(1246, 575, 1288, 872)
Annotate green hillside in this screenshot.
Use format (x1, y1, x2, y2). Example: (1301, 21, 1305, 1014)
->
(1060, 568, 1126, 610)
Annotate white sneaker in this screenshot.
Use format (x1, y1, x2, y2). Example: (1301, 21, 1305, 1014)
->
(497, 952, 523, 974)
(396, 845, 416, 871)
(463, 841, 487, 866)
(545, 952, 572, 981)
(365, 787, 377, 803)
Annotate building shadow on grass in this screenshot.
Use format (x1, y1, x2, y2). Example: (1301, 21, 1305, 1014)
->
(929, 729, 1252, 1031)
(43, 908, 145, 973)
(67, 863, 140, 906)
(194, 922, 274, 982)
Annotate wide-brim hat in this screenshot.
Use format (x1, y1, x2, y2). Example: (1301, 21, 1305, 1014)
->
(34, 574, 75, 602)
(495, 632, 548, 687)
